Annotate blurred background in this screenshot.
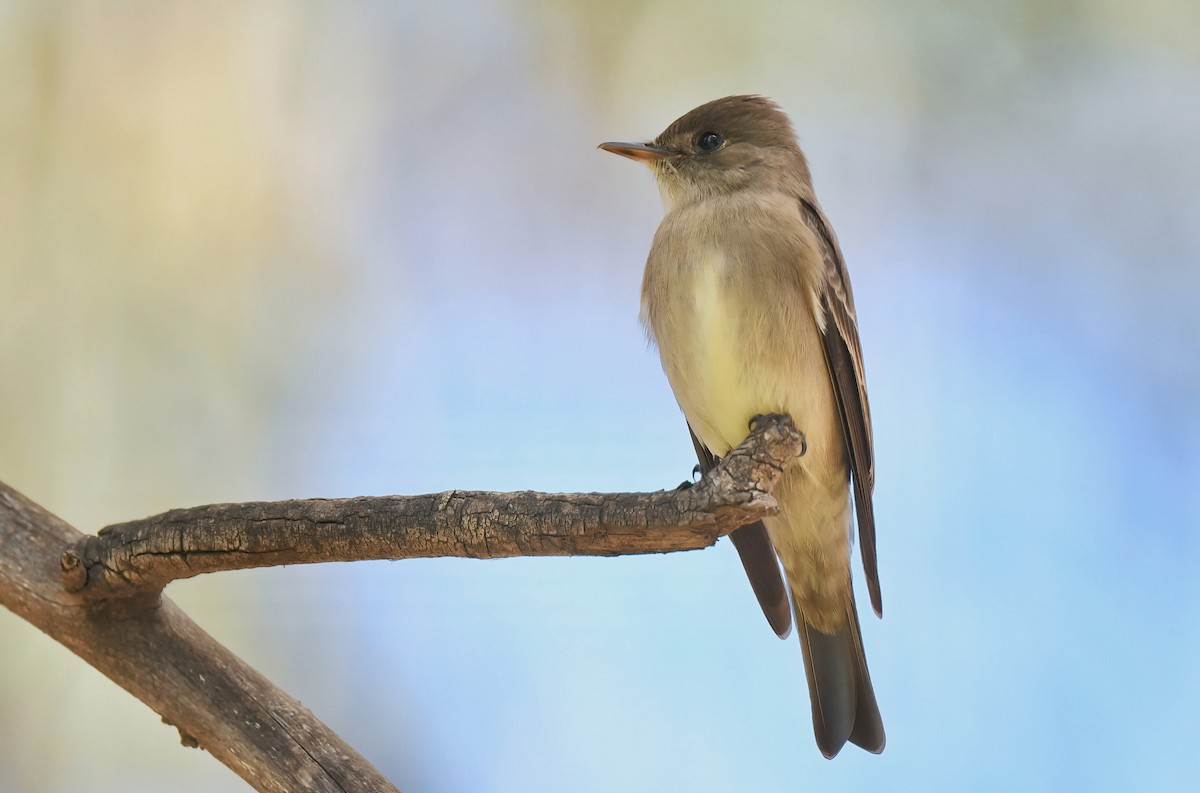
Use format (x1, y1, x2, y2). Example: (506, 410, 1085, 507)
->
(2, 1, 1198, 791)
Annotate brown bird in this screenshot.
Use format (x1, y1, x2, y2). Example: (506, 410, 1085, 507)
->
(600, 95, 884, 758)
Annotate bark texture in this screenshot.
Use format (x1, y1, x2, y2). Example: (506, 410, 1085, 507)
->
(0, 414, 803, 791)
(0, 483, 401, 793)
(63, 414, 802, 600)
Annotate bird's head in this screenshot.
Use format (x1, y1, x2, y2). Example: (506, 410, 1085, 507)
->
(600, 95, 810, 211)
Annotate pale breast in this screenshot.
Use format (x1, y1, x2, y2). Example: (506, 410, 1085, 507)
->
(643, 227, 839, 461)
(671, 249, 764, 454)
(640, 193, 855, 611)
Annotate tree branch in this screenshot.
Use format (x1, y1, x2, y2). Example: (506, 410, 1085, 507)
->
(0, 413, 803, 791)
(63, 413, 804, 601)
(0, 482, 402, 793)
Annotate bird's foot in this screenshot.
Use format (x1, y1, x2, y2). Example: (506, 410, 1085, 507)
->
(748, 412, 789, 433)
(748, 413, 807, 457)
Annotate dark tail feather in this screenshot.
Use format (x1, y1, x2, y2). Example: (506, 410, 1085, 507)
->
(688, 424, 793, 639)
(846, 597, 885, 752)
(796, 594, 885, 758)
(729, 523, 792, 638)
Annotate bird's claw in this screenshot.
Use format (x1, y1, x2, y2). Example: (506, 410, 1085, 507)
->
(675, 464, 704, 491)
(748, 413, 806, 457)
(748, 412, 789, 433)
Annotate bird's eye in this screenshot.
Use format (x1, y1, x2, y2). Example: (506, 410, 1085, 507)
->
(697, 131, 724, 152)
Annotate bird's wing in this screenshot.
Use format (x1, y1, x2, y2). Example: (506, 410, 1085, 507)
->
(798, 198, 882, 617)
(689, 424, 793, 637)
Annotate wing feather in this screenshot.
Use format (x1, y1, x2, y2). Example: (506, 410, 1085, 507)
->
(799, 199, 882, 617)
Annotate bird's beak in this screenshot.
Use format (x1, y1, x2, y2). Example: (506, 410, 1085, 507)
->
(598, 141, 676, 162)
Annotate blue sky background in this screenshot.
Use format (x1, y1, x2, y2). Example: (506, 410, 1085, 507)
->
(2, 2, 1198, 791)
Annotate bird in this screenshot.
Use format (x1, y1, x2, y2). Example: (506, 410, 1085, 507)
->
(599, 95, 884, 758)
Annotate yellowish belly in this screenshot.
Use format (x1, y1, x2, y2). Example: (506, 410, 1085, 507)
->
(671, 260, 763, 455)
(655, 248, 832, 455)
(648, 243, 854, 620)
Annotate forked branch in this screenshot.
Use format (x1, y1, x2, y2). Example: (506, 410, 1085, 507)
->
(0, 413, 803, 792)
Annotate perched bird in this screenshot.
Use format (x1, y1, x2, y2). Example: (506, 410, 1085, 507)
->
(600, 95, 884, 757)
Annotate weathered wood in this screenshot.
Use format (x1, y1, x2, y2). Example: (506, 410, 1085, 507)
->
(0, 484, 401, 793)
(64, 414, 804, 600)
(0, 413, 803, 791)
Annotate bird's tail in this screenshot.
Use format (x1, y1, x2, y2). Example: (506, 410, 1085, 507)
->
(795, 590, 885, 758)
